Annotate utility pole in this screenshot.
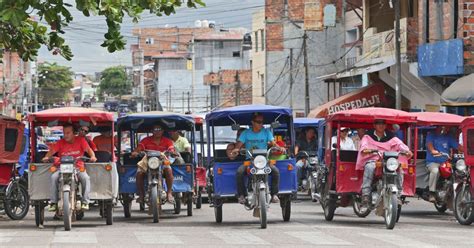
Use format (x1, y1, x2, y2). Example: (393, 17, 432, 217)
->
(235, 71, 240, 106)
(138, 28, 145, 112)
(168, 85, 172, 112)
(303, 31, 310, 116)
(191, 32, 195, 113)
(154, 60, 159, 111)
(289, 48, 294, 110)
(394, 0, 402, 110)
(206, 94, 209, 111)
(187, 91, 190, 113)
(182, 91, 185, 113)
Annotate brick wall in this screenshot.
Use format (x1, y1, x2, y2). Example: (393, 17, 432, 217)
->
(203, 69, 252, 107)
(406, 17, 419, 60)
(288, 0, 305, 21)
(462, 1, 474, 66)
(266, 23, 284, 51)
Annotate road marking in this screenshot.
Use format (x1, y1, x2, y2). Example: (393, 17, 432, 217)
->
(134, 231, 183, 244)
(361, 233, 434, 247)
(52, 231, 97, 244)
(286, 231, 354, 246)
(211, 231, 269, 245)
(0, 232, 17, 243)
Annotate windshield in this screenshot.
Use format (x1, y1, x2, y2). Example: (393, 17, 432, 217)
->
(194, 126, 236, 144)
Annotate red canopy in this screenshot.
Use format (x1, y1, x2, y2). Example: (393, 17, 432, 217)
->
(28, 107, 114, 124)
(408, 112, 465, 126)
(327, 107, 417, 124)
(461, 117, 474, 129)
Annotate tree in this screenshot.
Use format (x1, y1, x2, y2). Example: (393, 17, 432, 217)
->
(99, 66, 132, 97)
(37, 62, 74, 105)
(0, 0, 205, 61)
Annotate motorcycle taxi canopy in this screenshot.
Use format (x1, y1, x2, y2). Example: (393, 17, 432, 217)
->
(408, 112, 465, 126)
(28, 107, 114, 125)
(117, 111, 195, 132)
(327, 107, 417, 124)
(294, 117, 324, 129)
(205, 104, 292, 126)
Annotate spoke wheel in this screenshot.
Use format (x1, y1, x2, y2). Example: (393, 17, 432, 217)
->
(454, 184, 474, 225)
(384, 193, 398, 230)
(63, 191, 72, 231)
(5, 184, 29, 220)
(151, 186, 159, 223)
(259, 190, 267, 229)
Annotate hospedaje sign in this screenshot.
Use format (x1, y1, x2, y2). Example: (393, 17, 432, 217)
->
(308, 83, 386, 118)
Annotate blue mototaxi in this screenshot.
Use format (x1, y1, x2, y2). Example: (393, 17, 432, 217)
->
(205, 104, 297, 223)
(117, 111, 197, 217)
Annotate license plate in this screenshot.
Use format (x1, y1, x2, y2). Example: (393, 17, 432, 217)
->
(60, 163, 74, 173)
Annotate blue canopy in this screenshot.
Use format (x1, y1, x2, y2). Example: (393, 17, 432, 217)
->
(117, 111, 195, 132)
(205, 104, 292, 126)
(294, 118, 324, 129)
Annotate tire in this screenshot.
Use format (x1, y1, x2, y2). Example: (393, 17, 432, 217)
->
(151, 186, 159, 223)
(323, 197, 336, 221)
(434, 202, 448, 213)
(140, 202, 145, 211)
(187, 194, 193, 216)
(63, 191, 72, 231)
(353, 196, 371, 218)
(396, 204, 402, 223)
(214, 200, 222, 223)
(259, 190, 267, 229)
(454, 184, 474, 225)
(76, 211, 84, 220)
(5, 184, 29, 220)
(106, 202, 113, 225)
(123, 197, 131, 218)
(281, 196, 291, 222)
(174, 195, 181, 214)
(196, 191, 202, 209)
(384, 192, 398, 230)
(34, 203, 44, 227)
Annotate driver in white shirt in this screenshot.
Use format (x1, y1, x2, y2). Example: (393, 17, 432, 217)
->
(331, 127, 356, 151)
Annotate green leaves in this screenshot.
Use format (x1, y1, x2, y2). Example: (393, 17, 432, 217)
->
(99, 66, 132, 97)
(37, 62, 74, 104)
(0, 0, 205, 61)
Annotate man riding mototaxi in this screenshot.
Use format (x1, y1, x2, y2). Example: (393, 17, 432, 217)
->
(357, 119, 412, 205)
(230, 113, 284, 204)
(42, 124, 97, 211)
(131, 124, 184, 204)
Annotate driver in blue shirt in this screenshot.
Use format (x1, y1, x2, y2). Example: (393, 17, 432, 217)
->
(231, 113, 283, 205)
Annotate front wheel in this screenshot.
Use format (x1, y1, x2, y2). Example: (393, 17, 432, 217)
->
(384, 192, 398, 230)
(63, 191, 72, 231)
(454, 184, 474, 225)
(259, 190, 267, 229)
(353, 196, 371, 218)
(151, 186, 159, 223)
(4, 183, 29, 220)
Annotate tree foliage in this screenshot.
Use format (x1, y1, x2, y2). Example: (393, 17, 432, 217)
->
(37, 62, 74, 104)
(99, 66, 132, 97)
(0, 0, 205, 61)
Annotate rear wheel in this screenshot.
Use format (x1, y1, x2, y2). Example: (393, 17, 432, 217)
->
(196, 190, 202, 209)
(123, 195, 132, 218)
(151, 186, 159, 223)
(214, 199, 222, 223)
(63, 192, 72, 231)
(34, 203, 44, 227)
(384, 193, 398, 230)
(434, 202, 447, 213)
(259, 190, 267, 229)
(106, 202, 113, 225)
(322, 194, 336, 221)
(280, 196, 291, 221)
(174, 195, 181, 214)
(5, 184, 29, 220)
(353, 196, 371, 218)
(454, 184, 474, 225)
(187, 194, 193, 216)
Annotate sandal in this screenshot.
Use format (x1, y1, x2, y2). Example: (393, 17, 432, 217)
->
(166, 195, 175, 204)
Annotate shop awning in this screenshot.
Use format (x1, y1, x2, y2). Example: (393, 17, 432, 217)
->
(308, 83, 386, 118)
(441, 73, 474, 106)
(318, 59, 396, 80)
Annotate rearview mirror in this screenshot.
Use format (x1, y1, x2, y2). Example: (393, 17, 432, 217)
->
(271, 121, 281, 129)
(231, 124, 241, 131)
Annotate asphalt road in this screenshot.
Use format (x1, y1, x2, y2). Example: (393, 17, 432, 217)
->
(0, 195, 472, 247)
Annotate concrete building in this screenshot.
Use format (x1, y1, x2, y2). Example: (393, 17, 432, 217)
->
(131, 25, 250, 112)
(251, 9, 266, 104)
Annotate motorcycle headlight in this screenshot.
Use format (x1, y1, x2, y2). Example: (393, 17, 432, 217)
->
(309, 157, 318, 165)
(386, 158, 399, 172)
(253, 155, 267, 169)
(148, 157, 160, 170)
(456, 159, 467, 172)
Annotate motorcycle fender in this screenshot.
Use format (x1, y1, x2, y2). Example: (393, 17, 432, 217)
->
(151, 179, 159, 185)
(388, 184, 398, 194)
(455, 182, 465, 193)
(259, 182, 266, 190)
(63, 185, 71, 192)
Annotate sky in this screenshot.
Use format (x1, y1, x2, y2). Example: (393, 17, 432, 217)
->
(38, 0, 264, 74)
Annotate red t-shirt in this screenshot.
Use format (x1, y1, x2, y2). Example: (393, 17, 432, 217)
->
(52, 136, 91, 168)
(138, 136, 174, 152)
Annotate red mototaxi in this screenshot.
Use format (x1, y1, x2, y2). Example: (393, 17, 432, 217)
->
(460, 117, 474, 196)
(192, 115, 206, 208)
(0, 115, 24, 185)
(324, 107, 418, 206)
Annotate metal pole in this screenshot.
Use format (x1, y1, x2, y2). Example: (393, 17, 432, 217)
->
(395, 0, 402, 110)
(187, 91, 190, 113)
(235, 71, 240, 106)
(139, 49, 145, 112)
(168, 85, 172, 112)
(34, 73, 38, 112)
(303, 31, 310, 116)
(191, 32, 195, 112)
(289, 48, 294, 109)
(182, 91, 185, 113)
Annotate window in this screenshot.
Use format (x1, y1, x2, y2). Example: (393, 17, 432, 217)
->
(261, 29, 265, 51)
(145, 37, 154, 45)
(214, 41, 224, 49)
(232, 51, 241, 57)
(255, 31, 259, 52)
(5, 128, 18, 152)
(467, 129, 474, 155)
(171, 43, 178, 50)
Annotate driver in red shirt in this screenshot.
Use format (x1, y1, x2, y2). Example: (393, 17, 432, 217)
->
(42, 124, 97, 212)
(131, 124, 182, 203)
